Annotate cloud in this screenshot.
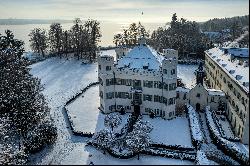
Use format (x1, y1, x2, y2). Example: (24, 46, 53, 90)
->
(0, 0, 248, 22)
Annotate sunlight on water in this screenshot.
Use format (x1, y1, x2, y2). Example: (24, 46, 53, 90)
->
(0, 21, 165, 51)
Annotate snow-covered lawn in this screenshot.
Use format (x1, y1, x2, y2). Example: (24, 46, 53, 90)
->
(28, 50, 198, 164)
(65, 85, 130, 134)
(142, 116, 193, 147)
(60, 143, 194, 165)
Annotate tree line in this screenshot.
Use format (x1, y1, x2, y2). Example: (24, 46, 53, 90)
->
(0, 30, 57, 164)
(200, 15, 249, 40)
(113, 22, 149, 47)
(148, 13, 209, 58)
(29, 18, 101, 62)
(113, 14, 211, 59)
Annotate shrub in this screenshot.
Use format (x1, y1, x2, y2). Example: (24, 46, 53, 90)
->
(24, 122, 57, 153)
(149, 112, 155, 119)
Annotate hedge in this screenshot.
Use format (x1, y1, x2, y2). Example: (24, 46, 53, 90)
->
(205, 106, 249, 165)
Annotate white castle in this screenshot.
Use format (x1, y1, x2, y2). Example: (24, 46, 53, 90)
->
(98, 38, 178, 119)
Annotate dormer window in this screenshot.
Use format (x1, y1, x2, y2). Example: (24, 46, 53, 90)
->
(106, 66, 111, 71)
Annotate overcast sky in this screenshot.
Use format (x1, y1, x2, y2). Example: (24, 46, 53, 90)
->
(0, 0, 249, 23)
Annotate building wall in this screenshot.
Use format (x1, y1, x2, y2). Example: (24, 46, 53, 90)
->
(176, 85, 226, 115)
(205, 52, 249, 144)
(98, 49, 178, 120)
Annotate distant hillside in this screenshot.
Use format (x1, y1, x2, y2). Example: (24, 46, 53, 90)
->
(200, 15, 249, 32)
(0, 19, 72, 25)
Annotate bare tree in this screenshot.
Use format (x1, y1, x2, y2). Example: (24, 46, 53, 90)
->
(29, 28, 47, 57)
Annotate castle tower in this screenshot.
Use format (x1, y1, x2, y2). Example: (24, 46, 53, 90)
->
(195, 62, 205, 85)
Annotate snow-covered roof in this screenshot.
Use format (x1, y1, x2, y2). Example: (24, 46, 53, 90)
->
(207, 89, 225, 96)
(176, 87, 190, 93)
(221, 47, 249, 58)
(116, 44, 165, 70)
(206, 47, 249, 93)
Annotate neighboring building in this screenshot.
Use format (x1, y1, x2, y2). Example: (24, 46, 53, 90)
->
(98, 38, 178, 119)
(204, 47, 249, 144)
(176, 63, 226, 115)
(203, 31, 222, 42)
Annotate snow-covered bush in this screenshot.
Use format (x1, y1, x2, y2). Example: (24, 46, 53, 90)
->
(104, 112, 122, 131)
(186, 104, 203, 147)
(149, 111, 155, 119)
(24, 122, 57, 153)
(125, 129, 151, 160)
(133, 119, 153, 134)
(196, 150, 210, 165)
(92, 129, 113, 152)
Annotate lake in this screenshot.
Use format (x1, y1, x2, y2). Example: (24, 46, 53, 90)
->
(0, 21, 165, 51)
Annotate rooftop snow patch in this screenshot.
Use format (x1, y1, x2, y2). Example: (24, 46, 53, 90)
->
(117, 44, 165, 70)
(207, 89, 225, 96)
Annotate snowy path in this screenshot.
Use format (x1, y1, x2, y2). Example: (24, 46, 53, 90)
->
(28, 52, 198, 165)
(198, 112, 239, 165)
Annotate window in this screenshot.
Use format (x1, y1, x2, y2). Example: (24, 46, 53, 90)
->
(183, 93, 187, 100)
(98, 77, 103, 85)
(169, 98, 174, 105)
(241, 97, 245, 105)
(223, 77, 226, 83)
(154, 95, 160, 102)
(116, 78, 121, 85)
(143, 80, 153, 88)
(133, 80, 141, 87)
(99, 91, 103, 98)
(196, 93, 201, 98)
(169, 83, 176, 91)
(211, 96, 214, 102)
(98, 65, 101, 70)
(106, 92, 114, 99)
(164, 83, 168, 91)
(176, 92, 180, 99)
(154, 81, 159, 88)
(143, 94, 152, 101)
(163, 69, 167, 74)
(163, 97, 168, 105)
(171, 69, 175, 75)
(126, 79, 132, 86)
(109, 105, 116, 111)
(106, 66, 111, 71)
(106, 78, 115, 86)
(169, 112, 172, 117)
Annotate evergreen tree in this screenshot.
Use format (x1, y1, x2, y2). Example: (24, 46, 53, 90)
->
(0, 31, 57, 164)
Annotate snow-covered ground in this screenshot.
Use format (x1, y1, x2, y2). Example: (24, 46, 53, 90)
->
(217, 115, 235, 138)
(65, 85, 130, 134)
(60, 143, 194, 165)
(28, 50, 198, 165)
(142, 116, 193, 147)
